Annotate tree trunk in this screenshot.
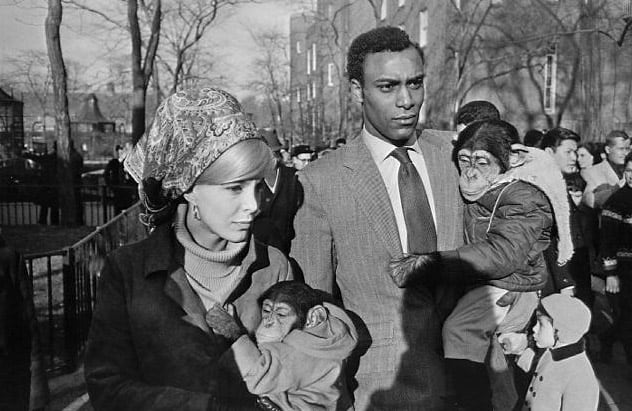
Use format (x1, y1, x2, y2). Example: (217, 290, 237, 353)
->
(45, 0, 77, 226)
(129, 0, 161, 144)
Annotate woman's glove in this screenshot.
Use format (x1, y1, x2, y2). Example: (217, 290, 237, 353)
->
(497, 332, 528, 355)
(205, 303, 246, 343)
(389, 252, 442, 288)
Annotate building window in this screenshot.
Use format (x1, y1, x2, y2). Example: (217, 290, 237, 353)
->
(312, 44, 317, 71)
(328, 4, 333, 19)
(306, 84, 311, 101)
(296, 41, 301, 54)
(312, 82, 317, 99)
(297, 88, 302, 103)
(327, 63, 335, 86)
(544, 45, 557, 114)
(398, 0, 405, 7)
(419, 10, 428, 48)
(380, 0, 387, 20)
(307, 51, 311, 75)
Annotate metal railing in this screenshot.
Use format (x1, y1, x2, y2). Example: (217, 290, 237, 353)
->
(24, 202, 147, 372)
(0, 184, 136, 226)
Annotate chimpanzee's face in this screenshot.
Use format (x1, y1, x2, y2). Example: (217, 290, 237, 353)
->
(255, 299, 300, 344)
(457, 148, 503, 201)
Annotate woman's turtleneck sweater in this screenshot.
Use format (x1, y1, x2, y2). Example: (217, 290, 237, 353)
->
(174, 204, 248, 310)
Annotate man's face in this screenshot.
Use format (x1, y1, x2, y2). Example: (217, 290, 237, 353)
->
(625, 160, 632, 188)
(605, 137, 631, 165)
(548, 139, 578, 174)
(352, 47, 424, 146)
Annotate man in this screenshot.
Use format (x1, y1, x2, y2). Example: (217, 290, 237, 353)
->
(582, 130, 631, 209)
(252, 140, 302, 256)
(291, 145, 314, 170)
(104, 144, 137, 215)
(538, 128, 583, 299)
(291, 27, 462, 410)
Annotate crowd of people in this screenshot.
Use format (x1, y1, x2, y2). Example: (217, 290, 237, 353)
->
(3, 24, 623, 411)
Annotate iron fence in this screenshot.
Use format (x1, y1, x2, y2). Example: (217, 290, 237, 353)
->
(0, 184, 135, 226)
(24, 202, 147, 373)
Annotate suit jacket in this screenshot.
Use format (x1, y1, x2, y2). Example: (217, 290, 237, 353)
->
(291, 129, 463, 410)
(581, 161, 623, 208)
(85, 224, 293, 411)
(252, 164, 302, 256)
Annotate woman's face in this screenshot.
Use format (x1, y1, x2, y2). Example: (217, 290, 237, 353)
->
(188, 179, 261, 245)
(577, 147, 594, 170)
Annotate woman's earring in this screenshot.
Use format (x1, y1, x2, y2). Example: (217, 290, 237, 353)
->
(192, 204, 201, 220)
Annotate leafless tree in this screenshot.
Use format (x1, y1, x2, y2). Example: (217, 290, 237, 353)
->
(45, 0, 78, 225)
(246, 27, 291, 145)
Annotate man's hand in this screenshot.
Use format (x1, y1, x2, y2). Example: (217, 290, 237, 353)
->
(498, 332, 528, 355)
(606, 275, 621, 294)
(389, 252, 441, 288)
(206, 303, 245, 342)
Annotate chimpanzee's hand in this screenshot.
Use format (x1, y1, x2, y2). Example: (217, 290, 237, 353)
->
(389, 252, 441, 288)
(205, 303, 246, 343)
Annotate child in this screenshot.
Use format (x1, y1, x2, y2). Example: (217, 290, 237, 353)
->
(499, 294, 599, 411)
(206, 281, 358, 411)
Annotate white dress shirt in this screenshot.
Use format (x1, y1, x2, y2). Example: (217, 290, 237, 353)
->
(362, 127, 437, 253)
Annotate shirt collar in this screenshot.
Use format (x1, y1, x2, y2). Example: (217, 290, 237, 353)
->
(550, 339, 585, 362)
(362, 126, 421, 165)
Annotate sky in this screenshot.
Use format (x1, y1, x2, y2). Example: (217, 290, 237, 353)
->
(0, 0, 305, 99)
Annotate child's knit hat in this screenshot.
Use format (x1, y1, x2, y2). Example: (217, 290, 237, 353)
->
(540, 294, 591, 344)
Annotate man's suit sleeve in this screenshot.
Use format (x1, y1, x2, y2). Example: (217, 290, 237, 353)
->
(291, 171, 336, 293)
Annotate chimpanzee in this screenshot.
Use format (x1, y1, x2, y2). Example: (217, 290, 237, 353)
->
(205, 280, 358, 411)
(389, 119, 573, 411)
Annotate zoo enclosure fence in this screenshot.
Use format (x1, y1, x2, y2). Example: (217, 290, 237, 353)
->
(24, 202, 147, 374)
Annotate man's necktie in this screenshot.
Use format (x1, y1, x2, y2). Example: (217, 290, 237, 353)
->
(390, 147, 437, 254)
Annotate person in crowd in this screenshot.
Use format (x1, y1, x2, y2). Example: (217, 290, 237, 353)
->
(290, 145, 314, 171)
(206, 281, 358, 411)
(104, 144, 138, 215)
(291, 26, 463, 410)
(252, 138, 303, 257)
(84, 87, 293, 411)
(454, 100, 501, 140)
(37, 145, 59, 225)
(0, 228, 49, 411)
(499, 294, 599, 411)
(577, 141, 604, 171)
(597, 151, 632, 367)
(523, 129, 544, 148)
(539, 127, 593, 306)
(582, 130, 631, 209)
(390, 119, 572, 411)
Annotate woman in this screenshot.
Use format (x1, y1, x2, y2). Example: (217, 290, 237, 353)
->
(577, 141, 604, 171)
(85, 87, 293, 411)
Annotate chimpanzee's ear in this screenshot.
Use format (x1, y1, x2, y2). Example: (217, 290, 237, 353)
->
(304, 305, 328, 329)
(509, 143, 529, 169)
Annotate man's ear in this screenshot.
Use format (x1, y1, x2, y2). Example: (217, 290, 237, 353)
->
(350, 79, 364, 104)
(183, 190, 196, 204)
(304, 305, 328, 329)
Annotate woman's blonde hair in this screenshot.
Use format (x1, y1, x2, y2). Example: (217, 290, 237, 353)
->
(195, 139, 275, 185)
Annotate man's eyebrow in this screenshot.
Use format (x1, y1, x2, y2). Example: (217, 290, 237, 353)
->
(407, 74, 425, 82)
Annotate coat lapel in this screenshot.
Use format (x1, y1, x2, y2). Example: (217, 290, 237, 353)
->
(342, 137, 402, 258)
(164, 267, 210, 333)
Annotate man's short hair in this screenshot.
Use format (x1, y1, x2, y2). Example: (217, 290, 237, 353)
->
(605, 130, 630, 147)
(455, 100, 500, 127)
(538, 127, 580, 151)
(346, 26, 423, 85)
(523, 129, 544, 148)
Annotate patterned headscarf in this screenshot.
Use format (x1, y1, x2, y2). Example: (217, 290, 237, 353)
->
(124, 87, 261, 224)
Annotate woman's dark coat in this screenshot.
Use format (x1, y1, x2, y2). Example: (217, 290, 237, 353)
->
(85, 224, 293, 411)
